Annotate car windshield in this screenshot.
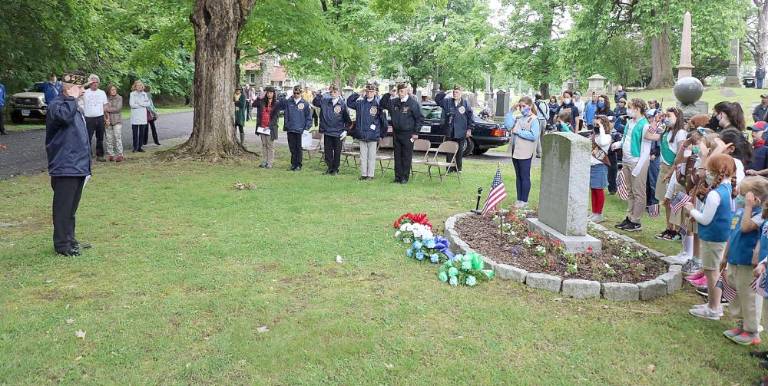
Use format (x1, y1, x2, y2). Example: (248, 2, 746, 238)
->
(421, 105, 442, 120)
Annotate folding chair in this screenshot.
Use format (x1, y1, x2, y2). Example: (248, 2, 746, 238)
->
(425, 141, 461, 182)
(303, 131, 323, 160)
(375, 136, 395, 175)
(410, 138, 434, 179)
(341, 136, 360, 167)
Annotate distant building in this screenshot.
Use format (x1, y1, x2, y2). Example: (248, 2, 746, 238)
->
(242, 54, 294, 89)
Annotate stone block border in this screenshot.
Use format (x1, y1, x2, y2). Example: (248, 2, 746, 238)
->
(445, 212, 681, 302)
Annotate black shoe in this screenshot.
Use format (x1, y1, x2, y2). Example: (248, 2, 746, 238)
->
(750, 351, 768, 360)
(696, 287, 708, 296)
(154, 142, 161, 146)
(56, 248, 80, 257)
(655, 229, 672, 240)
(366, 177, 374, 180)
(96, 157, 106, 162)
(624, 221, 642, 232)
(392, 179, 401, 183)
(615, 217, 631, 229)
(295, 166, 302, 171)
(289, 166, 297, 171)
(608, 191, 617, 195)
(137, 149, 145, 152)
(400, 179, 409, 184)
(359, 176, 367, 181)
(0, 131, 6, 135)
(323, 170, 331, 175)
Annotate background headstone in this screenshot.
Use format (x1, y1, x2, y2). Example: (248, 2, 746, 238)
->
(495, 90, 509, 117)
(724, 39, 741, 87)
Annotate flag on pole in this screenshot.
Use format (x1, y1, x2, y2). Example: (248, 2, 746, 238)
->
(481, 166, 508, 216)
(647, 204, 660, 217)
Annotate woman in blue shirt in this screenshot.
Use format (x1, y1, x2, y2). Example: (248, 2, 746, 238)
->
(509, 96, 541, 209)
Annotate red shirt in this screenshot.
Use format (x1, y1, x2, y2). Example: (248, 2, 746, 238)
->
(260, 103, 272, 128)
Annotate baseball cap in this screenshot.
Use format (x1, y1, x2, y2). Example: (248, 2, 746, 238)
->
(87, 74, 100, 85)
(750, 121, 768, 131)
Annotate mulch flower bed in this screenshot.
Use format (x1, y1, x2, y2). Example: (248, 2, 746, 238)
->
(454, 211, 668, 283)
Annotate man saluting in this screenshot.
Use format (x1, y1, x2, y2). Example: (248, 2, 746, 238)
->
(436, 85, 473, 172)
(380, 83, 423, 184)
(46, 72, 92, 256)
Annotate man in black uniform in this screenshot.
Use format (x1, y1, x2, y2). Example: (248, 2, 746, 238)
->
(45, 72, 92, 256)
(380, 83, 424, 184)
(437, 85, 473, 172)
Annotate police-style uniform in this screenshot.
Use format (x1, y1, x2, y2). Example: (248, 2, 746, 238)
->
(312, 93, 351, 174)
(380, 92, 423, 183)
(347, 90, 388, 178)
(45, 72, 92, 256)
(440, 96, 473, 172)
(270, 87, 313, 170)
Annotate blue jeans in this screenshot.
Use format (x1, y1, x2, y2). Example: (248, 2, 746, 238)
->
(512, 157, 532, 203)
(646, 156, 660, 206)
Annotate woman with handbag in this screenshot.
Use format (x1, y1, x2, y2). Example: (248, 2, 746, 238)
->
(256, 86, 278, 168)
(589, 116, 613, 223)
(129, 80, 150, 152)
(143, 85, 161, 146)
(509, 96, 541, 209)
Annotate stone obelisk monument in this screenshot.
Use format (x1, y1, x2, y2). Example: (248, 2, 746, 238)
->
(674, 11, 707, 119)
(676, 12, 694, 79)
(724, 39, 742, 87)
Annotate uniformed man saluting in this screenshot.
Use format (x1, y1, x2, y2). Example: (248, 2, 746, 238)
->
(313, 85, 351, 176)
(270, 85, 313, 171)
(46, 71, 92, 256)
(436, 85, 473, 173)
(379, 83, 424, 184)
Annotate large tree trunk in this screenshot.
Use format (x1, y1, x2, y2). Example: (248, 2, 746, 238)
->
(756, 1, 768, 71)
(168, 0, 257, 160)
(648, 26, 674, 89)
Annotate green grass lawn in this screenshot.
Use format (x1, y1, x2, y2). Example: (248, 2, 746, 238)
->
(0, 148, 762, 384)
(4, 105, 193, 133)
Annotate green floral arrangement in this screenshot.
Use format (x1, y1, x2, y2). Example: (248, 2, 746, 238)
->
(437, 252, 494, 287)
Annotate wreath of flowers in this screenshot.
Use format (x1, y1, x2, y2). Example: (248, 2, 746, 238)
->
(393, 212, 432, 230)
(437, 252, 495, 287)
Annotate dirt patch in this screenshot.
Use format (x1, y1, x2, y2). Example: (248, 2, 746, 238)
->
(454, 212, 668, 283)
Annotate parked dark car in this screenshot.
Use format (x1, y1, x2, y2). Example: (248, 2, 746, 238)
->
(9, 82, 47, 124)
(415, 101, 508, 156)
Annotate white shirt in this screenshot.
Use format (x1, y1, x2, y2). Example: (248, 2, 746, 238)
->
(590, 131, 612, 165)
(621, 118, 652, 166)
(83, 89, 108, 118)
(735, 158, 745, 184)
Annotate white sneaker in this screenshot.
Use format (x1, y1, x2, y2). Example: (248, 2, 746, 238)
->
(666, 252, 692, 265)
(691, 303, 724, 316)
(515, 201, 528, 209)
(590, 213, 604, 223)
(689, 306, 722, 320)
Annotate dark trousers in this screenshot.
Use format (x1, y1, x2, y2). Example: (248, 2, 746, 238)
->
(512, 157, 533, 202)
(0, 106, 5, 134)
(143, 120, 159, 145)
(759, 78, 765, 89)
(287, 132, 303, 168)
(446, 138, 466, 172)
(646, 156, 660, 206)
(132, 124, 147, 151)
(607, 152, 618, 193)
(323, 135, 342, 172)
(50, 176, 86, 252)
(393, 132, 414, 181)
(86, 116, 105, 157)
(312, 110, 319, 127)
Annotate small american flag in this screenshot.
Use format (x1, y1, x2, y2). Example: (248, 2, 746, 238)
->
(617, 170, 629, 201)
(671, 192, 691, 214)
(716, 272, 737, 302)
(752, 271, 768, 298)
(647, 204, 660, 217)
(481, 166, 508, 216)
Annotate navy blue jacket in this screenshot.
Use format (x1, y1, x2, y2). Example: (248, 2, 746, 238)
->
(347, 92, 388, 142)
(312, 94, 351, 137)
(43, 81, 62, 104)
(0, 83, 5, 108)
(380, 93, 424, 134)
(45, 96, 92, 177)
(271, 97, 313, 133)
(439, 97, 473, 139)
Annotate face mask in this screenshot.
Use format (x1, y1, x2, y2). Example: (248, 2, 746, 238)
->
(691, 145, 700, 155)
(597, 102, 605, 109)
(563, 98, 572, 105)
(521, 106, 531, 116)
(627, 110, 636, 119)
(705, 171, 716, 185)
(735, 195, 746, 209)
(662, 118, 672, 127)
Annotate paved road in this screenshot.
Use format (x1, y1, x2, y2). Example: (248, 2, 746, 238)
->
(0, 112, 194, 179)
(0, 110, 522, 180)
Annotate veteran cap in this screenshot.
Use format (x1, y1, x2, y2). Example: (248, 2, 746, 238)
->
(61, 71, 88, 86)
